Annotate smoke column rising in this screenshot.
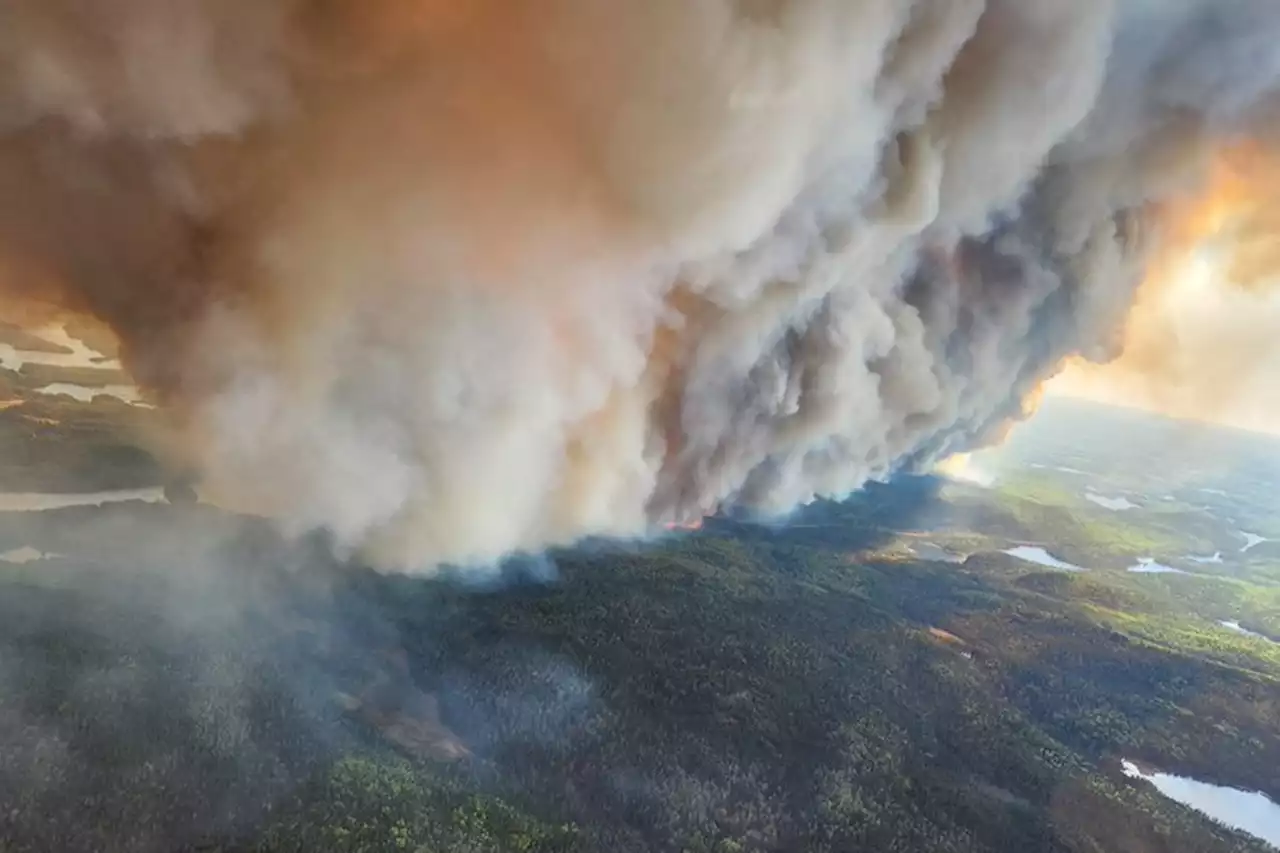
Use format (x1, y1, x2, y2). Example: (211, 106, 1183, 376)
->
(2, 0, 1279, 570)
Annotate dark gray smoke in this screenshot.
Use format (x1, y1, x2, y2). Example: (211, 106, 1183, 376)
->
(1, 0, 1279, 570)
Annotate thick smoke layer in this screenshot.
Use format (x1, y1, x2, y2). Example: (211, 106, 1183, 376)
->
(1051, 143, 1280, 432)
(2, 0, 1279, 570)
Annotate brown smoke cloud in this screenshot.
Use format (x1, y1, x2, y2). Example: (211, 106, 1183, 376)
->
(3, 0, 1280, 570)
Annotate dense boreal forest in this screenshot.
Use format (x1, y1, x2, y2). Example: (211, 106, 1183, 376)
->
(0, 481, 1276, 853)
(0, 337, 1278, 853)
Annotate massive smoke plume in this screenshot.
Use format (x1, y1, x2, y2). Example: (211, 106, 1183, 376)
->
(1051, 143, 1280, 432)
(2, 0, 1280, 570)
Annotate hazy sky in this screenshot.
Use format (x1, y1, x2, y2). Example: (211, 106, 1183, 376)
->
(1049, 251, 1280, 435)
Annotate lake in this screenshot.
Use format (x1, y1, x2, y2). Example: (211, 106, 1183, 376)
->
(36, 383, 145, 405)
(1001, 546, 1085, 572)
(0, 546, 57, 564)
(1219, 621, 1276, 644)
(1240, 532, 1269, 553)
(1085, 492, 1139, 511)
(1128, 558, 1189, 575)
(0, 488, 166, 512)
(0, 325, 120, 371)
(1123, 760, 1280, 848)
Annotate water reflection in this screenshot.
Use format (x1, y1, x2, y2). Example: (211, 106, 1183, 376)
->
(1123, 760, 1280, 848)
(0, 546, 57, 563)
(1127, 558, 1189, 575)
(1240, 532, 1269, 553)
(35, 383, 146, 406)
(0, 325, 120, 371)
(1219, 621, 1275, 644)
(1002, 546, 1085, 571)
(0, 489, 166, 512)
(1085, 492, 1139, 511)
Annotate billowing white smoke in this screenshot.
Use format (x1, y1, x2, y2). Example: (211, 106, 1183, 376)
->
(1, 0, 1278, 570)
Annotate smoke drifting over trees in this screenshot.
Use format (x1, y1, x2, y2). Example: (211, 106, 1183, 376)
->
(2, 0, 1279, 570)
